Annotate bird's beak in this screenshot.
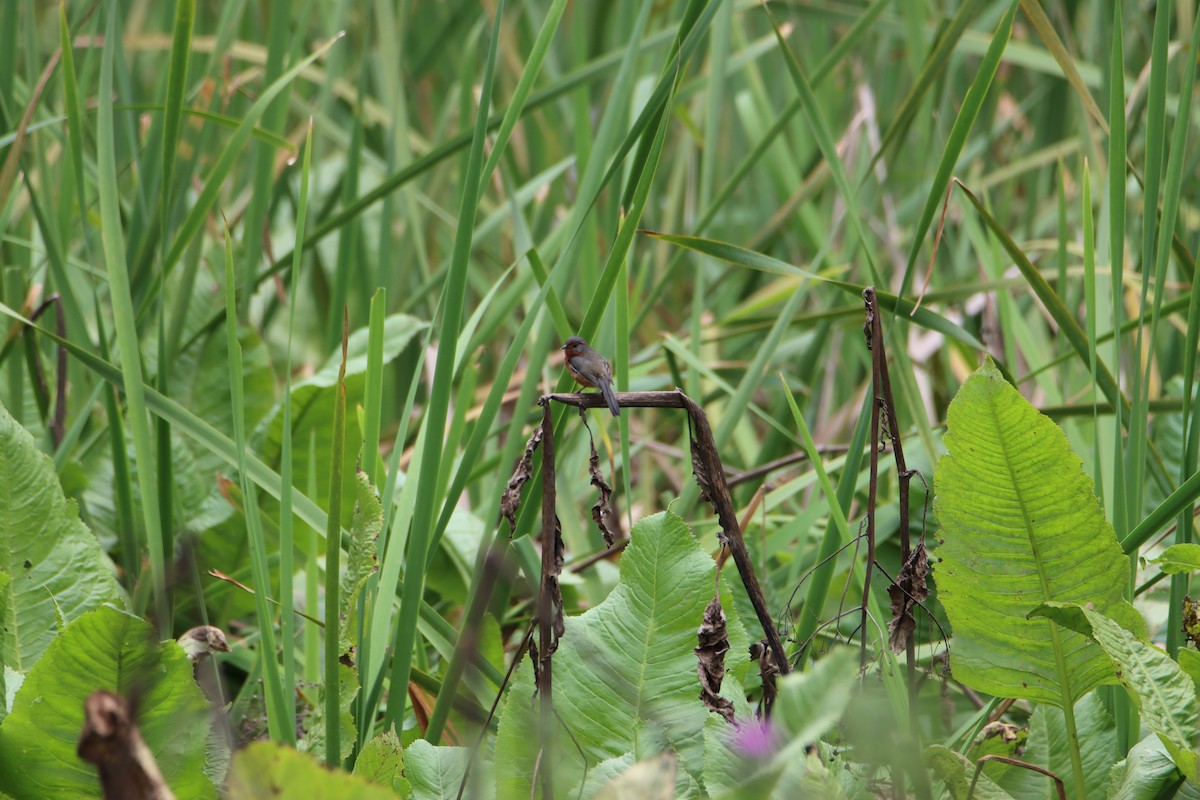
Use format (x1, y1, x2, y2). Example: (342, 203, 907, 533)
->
(560, 344, 568, 350)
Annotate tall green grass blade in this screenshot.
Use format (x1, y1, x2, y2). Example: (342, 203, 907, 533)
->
(1020, 0, 1107, 132)
(383, 0, 506, 732)
(93, 298, 138, 589)
(224, 224, 292, 743)
(96, 8, 167, 631)
(159, 0, 193, 232)
(239, 0, 293, 315)
(791, 390, 872, 669)
(324, 310, 349, 765)
(160, 34, 341, 284)
(279, 121, 314, 735)
(1107, 0, 1130, 549)
(1127, 0, 1173, 530)
(1157, 7, 1200, 658)
(477, 0, 567, 188)
(765, 6, 879, 287)
(896, 0, 1020, 304)
(361, 289, 386, 486)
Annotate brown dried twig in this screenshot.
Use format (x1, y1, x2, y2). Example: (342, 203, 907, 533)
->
(77, 691, 175, 800)
(534, 399, 563, 800)
(547, 389, 791, 707)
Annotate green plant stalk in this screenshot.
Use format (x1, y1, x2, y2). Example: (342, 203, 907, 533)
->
(224, 226, 292, 743)
(1127, 0, 1172, 530)
(362, 289, 386, 487)
(1153, 4, 1200, 659)
(92, 301, 139, 589)
(280, 121, 314, 729)
(306, 430, 321, 685)
(57, 0, 97, 315)
(384, 0, 505, 732)
(1107, 0, 1130, 579)
(328, 77, 363, 347)
(154, 312, 174, 626)
(96, 8, 167, 630)
(362, 327, 432, 720)
(157, 34, 341, 296)
(1051, 621, 1088, 800)
(1092, 82, 1135, 745)
(238, 0, 291, 315)
(1081, 161, 1100, 488)
(779, 378, 887, 651)
(154, 0, 185, 609)
(324, 311, 349, 766)
(791, 390, 872, 668)
(158, 0, 193, 237)
(423, 252, 573, 742)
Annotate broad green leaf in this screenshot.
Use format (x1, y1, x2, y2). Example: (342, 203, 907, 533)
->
(1179, 649, 1200, 693)
(0, 400, 122, 671)
(82, 427, 232, 547)
(1151, 543, 1200, 575)
(495, 511, 750, 794)
(1030, 603, 1199, 781)
(1106, 734, 1185, 800)
(773, 647, 857, 746)
(1029, 691, 1118, 800)
(405, 740, 480, 800)
(934, 358, 1132, 705)
(705, 715, 861, 800)
(353, 730, 410, 797)
(0, 606, 212, 799)
(592, 753, 676, 800)
(298, 662, 358, 764)
(493, 658, 539, 799)
(557, 511, 749, 776)
(925, 745, 1016, 800)
(225, 741, 396, 800)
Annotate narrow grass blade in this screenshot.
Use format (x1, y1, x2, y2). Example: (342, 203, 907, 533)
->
(279, 121, 314, 733)
(96, 8, 167, 631)
(896, 0, 1020, 304)
(383, 0, 506, 732)
(324, 311, 349, 765)
(224, 224, 292, 743)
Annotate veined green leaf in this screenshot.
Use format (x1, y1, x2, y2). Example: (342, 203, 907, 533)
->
(226, 741, 395, 800)
(934, 358, 1133, 706)
(0, 400, 122, 671)
(0, 606, 212, 799)
(1030, 602, 1198, 781)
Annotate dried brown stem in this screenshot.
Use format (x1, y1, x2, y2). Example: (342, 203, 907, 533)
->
(535, 399, 562, 799)
(77, 691, 175, 800)
(545, 391, 791, 693)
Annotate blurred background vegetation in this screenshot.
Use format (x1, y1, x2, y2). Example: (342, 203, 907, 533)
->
(1, 0, 1198, 792)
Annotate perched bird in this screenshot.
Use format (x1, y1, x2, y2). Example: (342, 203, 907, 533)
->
(562, 336, 621, 416)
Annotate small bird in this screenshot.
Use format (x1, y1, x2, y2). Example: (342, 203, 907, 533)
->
(562, 336, 620, 416)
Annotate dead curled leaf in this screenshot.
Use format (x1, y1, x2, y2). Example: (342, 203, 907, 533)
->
(500, 425, 543, 534)
(887, 541, 930, 653)
(696, 596, 735, 723)
(588, 436, 617, 546)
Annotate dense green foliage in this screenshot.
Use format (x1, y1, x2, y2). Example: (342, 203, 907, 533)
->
(0, 0, 1198, 798)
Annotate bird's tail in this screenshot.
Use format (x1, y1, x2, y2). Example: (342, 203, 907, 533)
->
(600, 382, 620, 416)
